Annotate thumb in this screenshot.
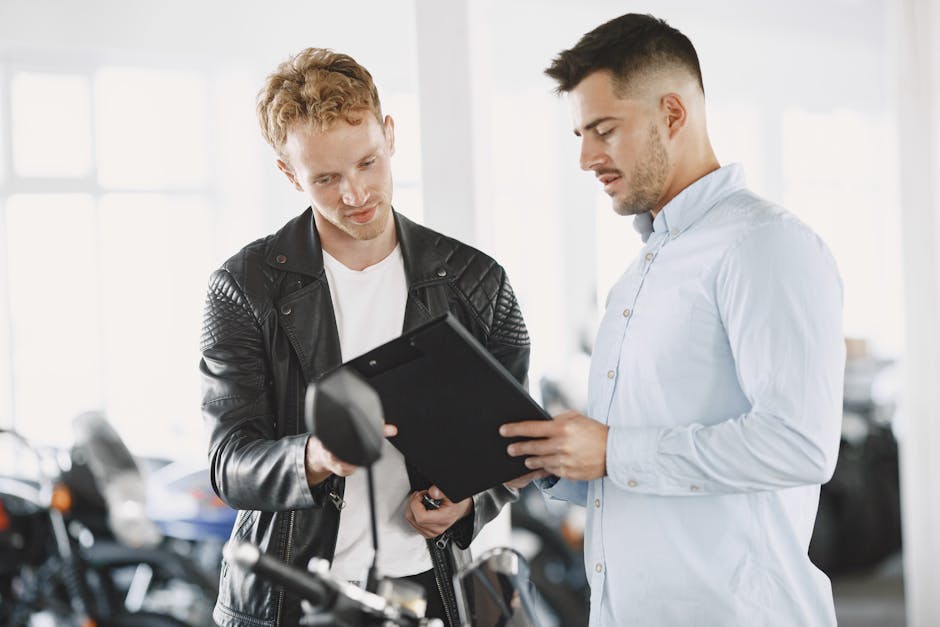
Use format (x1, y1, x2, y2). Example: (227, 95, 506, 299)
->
(428, 485, 445, 500)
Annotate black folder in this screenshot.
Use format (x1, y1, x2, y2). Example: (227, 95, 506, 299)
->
(331, 313, 550, 502)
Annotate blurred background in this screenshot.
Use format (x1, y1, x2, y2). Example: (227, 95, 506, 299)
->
(0, 0, 937, 625)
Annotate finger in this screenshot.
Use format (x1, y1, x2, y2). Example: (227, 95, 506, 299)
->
(415, 526, 438, 539)
(522, 454, 555, 471)
(504, 469, 550, 489)
(405, 499, 420, 528)
(528, 454, 569, 477)
(333, 464, 357, 477)
(427, 485, 446, 501)
(407, 492, 423, 516)
(499, 420, 557, 439)
(506, 438, 559, 457)
(384, 423, 398, 437)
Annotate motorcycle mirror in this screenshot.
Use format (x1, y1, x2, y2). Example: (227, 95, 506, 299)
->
(304, 368, 385, 468)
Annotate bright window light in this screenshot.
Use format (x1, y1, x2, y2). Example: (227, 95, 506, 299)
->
(782, 107, 903, 356)
(383, 92, 424, 224)
(0, 83, 6, 186)
(11, 72, 93, 178)
(5, 194, 102, 445)
(95, 67, 209, 189)
(98, 193, 213, 460)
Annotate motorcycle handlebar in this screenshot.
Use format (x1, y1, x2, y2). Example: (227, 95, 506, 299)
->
(224, 540, 331, 608)
(224, 540, 438, 627)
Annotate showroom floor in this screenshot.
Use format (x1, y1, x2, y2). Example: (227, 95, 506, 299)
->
(832, 552, 905, 627)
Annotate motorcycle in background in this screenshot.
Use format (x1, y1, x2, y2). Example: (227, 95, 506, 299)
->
(0, 412, 217, 626)
(144, 460, 236, 583)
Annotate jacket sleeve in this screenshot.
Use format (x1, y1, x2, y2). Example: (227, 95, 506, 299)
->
(454, 268, 531, 549)
(200, 268, 328, 512)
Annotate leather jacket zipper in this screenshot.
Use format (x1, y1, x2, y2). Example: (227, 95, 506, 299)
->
(275, 509, 297, 626)
(430, 532, 458, 627)
(329, 490, 346, 510)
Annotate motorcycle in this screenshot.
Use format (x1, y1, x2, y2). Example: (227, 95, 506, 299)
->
(226, 368, 545, 626)
(0, 413, 217, 626)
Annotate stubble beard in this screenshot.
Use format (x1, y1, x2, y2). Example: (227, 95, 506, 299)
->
(614, 123, 669, 217)
(328, 190, 393, 242)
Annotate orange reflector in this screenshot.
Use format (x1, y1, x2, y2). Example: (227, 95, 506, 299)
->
(80, 619, 97, 627)
(0, 499, 10, 531)
(560, 520, 584, 550)
(51, 483, 72, 513)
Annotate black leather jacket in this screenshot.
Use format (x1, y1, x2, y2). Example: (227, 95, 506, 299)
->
(200, 209, 531, 627)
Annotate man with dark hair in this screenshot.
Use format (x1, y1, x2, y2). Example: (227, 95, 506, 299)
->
(502, 13, 844, 626)
(201, 48, 529, 627)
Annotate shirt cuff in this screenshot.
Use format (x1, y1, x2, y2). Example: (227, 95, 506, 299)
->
(537, 476, 588, 506)
(606, 425, 662, 492)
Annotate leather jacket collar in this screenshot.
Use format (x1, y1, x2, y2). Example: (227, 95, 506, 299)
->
(263, 207, 452, 288)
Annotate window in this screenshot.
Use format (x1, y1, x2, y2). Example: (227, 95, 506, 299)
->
(0, 64, 213, 458)
(0, 59, 426, 459)
(11, 73, 93, 178)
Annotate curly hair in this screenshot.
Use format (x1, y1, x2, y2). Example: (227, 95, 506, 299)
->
(257, 48, 383, 155)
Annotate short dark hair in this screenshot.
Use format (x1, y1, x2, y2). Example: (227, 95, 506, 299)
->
(545, 13, 704, 96)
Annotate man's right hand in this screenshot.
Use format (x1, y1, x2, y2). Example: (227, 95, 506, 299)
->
(304, 423, 398, 486)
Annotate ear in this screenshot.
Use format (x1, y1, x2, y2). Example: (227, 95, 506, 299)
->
(277, 159, 303, 192)
(384, 114, 396, 156)
(660, 93, 687, 140)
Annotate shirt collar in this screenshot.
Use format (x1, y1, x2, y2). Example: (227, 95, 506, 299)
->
(633, 163, 746, 242)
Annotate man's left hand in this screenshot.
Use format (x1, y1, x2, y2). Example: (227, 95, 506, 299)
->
(405, 485, 472, 539)
(500, 410, 609, 481)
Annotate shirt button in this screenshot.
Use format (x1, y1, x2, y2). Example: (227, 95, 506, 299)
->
(606, 370, 615, 379)
(627, 479, 638, 488)
(622, 308, 631, 318)
(280, 304, 292, 315)
(595, 563, 603, 573)
(690, 485, 700, 492)
(644, 252, 654, 261)
(275, 254, 288, 264)
(594, 499, 601, 508)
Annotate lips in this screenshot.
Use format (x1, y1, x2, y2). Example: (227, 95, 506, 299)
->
(597, 173, 622, 194)
(346, 205, 378, 225)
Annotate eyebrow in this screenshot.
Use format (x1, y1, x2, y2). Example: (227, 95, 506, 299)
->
(310, 151, 378, 180)
(574, 116, 619, 137)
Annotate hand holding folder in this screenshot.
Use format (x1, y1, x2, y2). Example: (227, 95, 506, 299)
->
(330, 314, 550, 503)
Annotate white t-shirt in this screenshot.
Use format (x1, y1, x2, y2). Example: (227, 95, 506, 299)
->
(321, 245, 432, 581)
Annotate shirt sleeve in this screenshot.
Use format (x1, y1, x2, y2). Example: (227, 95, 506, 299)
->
(606, 219, 845, 495)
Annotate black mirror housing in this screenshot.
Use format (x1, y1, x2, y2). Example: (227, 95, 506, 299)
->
(305, 368, 385, 467)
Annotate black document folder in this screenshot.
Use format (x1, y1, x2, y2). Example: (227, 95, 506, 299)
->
(330, 313, 550, 503)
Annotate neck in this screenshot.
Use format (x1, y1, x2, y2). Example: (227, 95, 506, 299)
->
(651, 142, 720, 219)
(317, 212, 398, 271)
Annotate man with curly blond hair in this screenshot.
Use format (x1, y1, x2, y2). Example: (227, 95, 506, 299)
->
(199, 48, 530, 626)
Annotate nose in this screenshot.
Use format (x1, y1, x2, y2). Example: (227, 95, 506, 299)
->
(579, 137, 605, 171)
(340, 175, 370, 208)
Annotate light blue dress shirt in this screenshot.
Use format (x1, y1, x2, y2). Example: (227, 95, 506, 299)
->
(544, 164, 845, 626)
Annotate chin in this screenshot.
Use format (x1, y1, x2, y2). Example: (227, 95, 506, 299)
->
(345, 208, 392, 241)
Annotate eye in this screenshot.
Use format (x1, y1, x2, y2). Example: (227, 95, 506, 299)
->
(360, 157, 377, 168)
(314, 174, 336, 186)
(596, 126, 613, 138)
